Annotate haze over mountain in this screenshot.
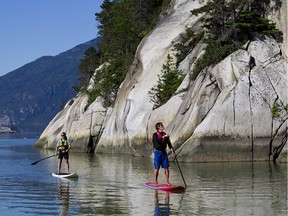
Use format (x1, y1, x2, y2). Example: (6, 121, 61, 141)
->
(0, 38, 99, 135)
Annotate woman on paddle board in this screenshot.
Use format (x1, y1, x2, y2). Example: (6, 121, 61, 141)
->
(152, 122, 175, 185)
(55, 132, 71, 174)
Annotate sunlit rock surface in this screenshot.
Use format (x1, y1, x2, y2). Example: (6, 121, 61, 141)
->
(35, 0, 287, 162)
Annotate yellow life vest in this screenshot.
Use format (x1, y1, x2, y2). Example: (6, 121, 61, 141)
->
(58, 140, 68, 151)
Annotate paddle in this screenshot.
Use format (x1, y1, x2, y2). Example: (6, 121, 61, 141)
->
(173, 153, 187, 189)
(31, 154, 57, 165)
(172, 148, 183, 162)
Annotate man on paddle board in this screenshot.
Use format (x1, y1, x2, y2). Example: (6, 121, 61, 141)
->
(152, 122, 175, 186)
(55, 132, 71, 174)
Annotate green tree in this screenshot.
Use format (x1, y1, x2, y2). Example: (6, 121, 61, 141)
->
(83, 0, 172, 107)
(149, 54, 185, 109)
(91, 54, 128, 107)
(173, 29, 204, 66)
(96, 0, 141, 60)
(190, 0, 282, 80)
(77, 47, 101, 91)
(270, 102, 288, 161)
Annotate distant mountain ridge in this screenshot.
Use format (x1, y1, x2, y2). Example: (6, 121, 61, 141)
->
(0, 38, 100, 134)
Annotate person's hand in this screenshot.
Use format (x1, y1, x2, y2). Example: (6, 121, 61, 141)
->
(163, 134, 170, 138)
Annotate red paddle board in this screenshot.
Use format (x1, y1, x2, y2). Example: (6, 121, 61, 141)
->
(144, 182, 185, 193)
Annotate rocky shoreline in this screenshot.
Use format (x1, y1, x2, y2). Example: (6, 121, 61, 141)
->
(0, 126, 15, 133)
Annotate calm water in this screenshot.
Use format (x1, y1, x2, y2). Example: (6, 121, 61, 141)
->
(0, 139, 287, 216)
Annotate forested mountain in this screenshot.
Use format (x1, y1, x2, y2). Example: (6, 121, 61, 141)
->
(0, 38, 100, 134)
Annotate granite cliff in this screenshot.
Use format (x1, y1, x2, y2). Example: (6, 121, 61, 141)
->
(35, 0, 287, 162)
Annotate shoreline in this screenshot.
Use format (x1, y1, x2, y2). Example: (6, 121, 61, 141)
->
(0, 126, 16, 133)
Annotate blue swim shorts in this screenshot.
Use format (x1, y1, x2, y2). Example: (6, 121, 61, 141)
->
(154, 150, 169, 169)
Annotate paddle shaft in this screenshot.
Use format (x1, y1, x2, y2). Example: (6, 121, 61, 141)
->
(174, 155, 187, 189)
(31, 154, 57, 165)
(172, 148, 183, 162)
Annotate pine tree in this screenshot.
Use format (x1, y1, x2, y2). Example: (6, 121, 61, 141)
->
(77, 47, 101, 90)
(149, 54, 184, 109)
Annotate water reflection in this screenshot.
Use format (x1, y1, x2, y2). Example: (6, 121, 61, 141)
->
(57, 178, 71, 215)
(154, 191, 170, 216)
(1, 142, 286, 216)
(68, 154, 286, 216)
(183, 162, 287, 216)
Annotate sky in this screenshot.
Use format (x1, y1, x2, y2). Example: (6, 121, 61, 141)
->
(0, 0, 103, 76)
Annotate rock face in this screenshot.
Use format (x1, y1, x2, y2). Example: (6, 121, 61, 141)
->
(271, 0, 288, 60)
(34, 0, 287, 162)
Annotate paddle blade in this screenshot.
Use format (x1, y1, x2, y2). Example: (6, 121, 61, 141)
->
(30, 154, 57, 166)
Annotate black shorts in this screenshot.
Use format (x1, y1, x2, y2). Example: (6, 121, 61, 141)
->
(58, 151, 69, 160)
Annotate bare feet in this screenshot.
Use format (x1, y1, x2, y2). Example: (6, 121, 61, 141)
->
(166, 182, 171, 186)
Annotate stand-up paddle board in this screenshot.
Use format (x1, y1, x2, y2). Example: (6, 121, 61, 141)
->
(144, 182, 185, 193)
(52, 172, 78, 179)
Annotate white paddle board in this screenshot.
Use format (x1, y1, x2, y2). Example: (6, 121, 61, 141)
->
(52, 172, 78, 178)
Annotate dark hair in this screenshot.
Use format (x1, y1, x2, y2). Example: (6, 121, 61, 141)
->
(61, 132, 67, 140)
(155, 122, 163, 130)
